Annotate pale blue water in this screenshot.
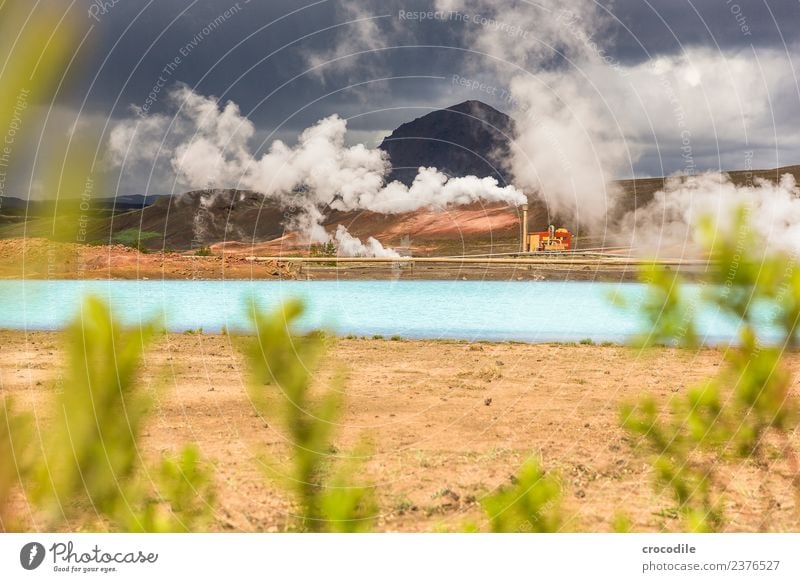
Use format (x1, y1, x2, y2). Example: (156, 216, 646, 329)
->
(0, 280, 777, 344)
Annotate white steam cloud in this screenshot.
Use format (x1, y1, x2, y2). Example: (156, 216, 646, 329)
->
(436, 0, 800, 249)
(622, 172, 800, 256)
(109, 85, 524, 256)
(334, 225, 400, 258)
(110, 0, 800, 255)
(437, 0, 624, 227)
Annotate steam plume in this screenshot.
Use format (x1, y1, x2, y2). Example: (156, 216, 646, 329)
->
(110, 85, 524, 256)
(437, 0, 625, 228)
(407, 2, 800, 264)
(622, 172, 800, 257)
(334, 225, 400, 258)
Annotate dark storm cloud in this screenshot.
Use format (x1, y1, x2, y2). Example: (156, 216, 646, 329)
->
(41, 0, 800, 195)
(72, 0, 468, 130)
(599, 0, 800, 63)
(77, 0, 348, 127)
(69, 1, 799, 118)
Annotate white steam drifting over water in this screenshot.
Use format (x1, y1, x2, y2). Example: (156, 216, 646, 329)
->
(109, 86, 524, 256)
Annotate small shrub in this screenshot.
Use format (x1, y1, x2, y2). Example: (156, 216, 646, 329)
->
(113, 228, 160, 253)
(621, 208, 800, 532)
(1, 297, 216, 532)
(309, 241, 337, 257)
(481, 459, 563, 532)
(242, 299, 377, 532)
(195, 246, 213, 256)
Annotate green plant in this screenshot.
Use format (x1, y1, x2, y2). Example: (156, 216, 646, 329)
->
(136, 445, 215, 532)
(629, 263, 699, 348)
(113, 229, 160, 253)
(394, 498, 415, 515)
(309, 241, 337, 258)
(481, 459, 563, 532)
(242, 299, 376, 532)
(579, 338, 595, 345)
(195, 246, 213, 257)
(0, 1, 216, 533)
(1, 297, 215, 532)
(0, 399, 33, 531)
(621, 208, 800, 532)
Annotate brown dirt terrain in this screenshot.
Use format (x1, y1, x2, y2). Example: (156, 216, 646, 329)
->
(0, 238, 297, 280)
(0, 237, 661, 282)
(2, 332, 798, 532)
(3, 166, 799, 258)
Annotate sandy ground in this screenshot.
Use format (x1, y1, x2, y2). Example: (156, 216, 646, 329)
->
(0, 238, 298, 280)
(2, 333, 798, 532)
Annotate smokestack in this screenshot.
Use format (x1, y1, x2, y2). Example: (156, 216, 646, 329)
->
(521, 203, 529, 252)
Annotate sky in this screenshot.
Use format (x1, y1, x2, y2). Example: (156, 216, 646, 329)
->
(8, 0, 800, 198)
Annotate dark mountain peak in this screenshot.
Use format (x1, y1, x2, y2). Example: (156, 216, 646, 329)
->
(447, 99, 489, 111)
(445, 100, 509, 122)
(378, 101, 514, 186)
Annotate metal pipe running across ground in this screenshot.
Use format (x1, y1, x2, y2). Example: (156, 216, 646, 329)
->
(240, 256, 713, 267)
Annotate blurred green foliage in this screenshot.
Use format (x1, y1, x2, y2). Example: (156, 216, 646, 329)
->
(621, 209, 800, 532)
(481, 459, 562, 533)
(243, 299, 377, 532)
(0, 297, 216, 532)
(632, 263, 699, 348)
(0, 0, 216, 532)
(0, 399, 33, 530)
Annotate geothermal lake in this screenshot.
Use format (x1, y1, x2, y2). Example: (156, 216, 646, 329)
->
(0, 280, 775, 344)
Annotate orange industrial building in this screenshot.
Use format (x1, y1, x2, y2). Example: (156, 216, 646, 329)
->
(519, 203, 572, 253)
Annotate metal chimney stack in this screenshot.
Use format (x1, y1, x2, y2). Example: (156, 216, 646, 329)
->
(521, 203, 529, 253)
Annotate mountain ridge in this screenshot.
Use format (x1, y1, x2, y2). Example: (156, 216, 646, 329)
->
(378, 100, 513, 186)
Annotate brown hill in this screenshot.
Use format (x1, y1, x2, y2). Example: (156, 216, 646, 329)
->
(7, 164, 800, 257)
(614, 164, 800, 212)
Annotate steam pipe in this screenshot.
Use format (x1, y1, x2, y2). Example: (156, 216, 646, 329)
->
(521, 203, 528, 253)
